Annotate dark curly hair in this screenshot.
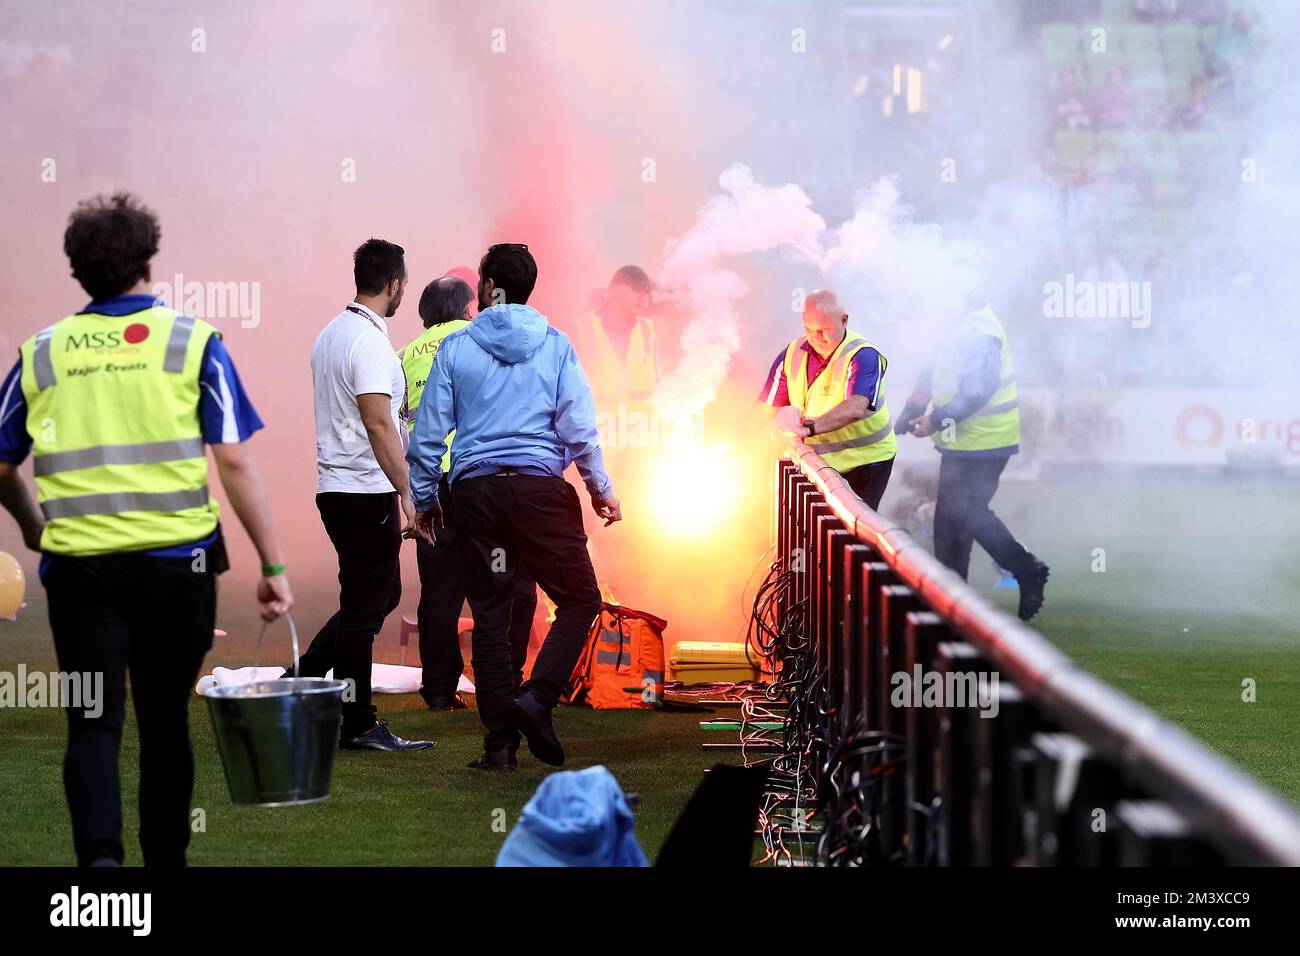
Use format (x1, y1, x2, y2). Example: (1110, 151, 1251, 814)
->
(63, 192, 161, 300)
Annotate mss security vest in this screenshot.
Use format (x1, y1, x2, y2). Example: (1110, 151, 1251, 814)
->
(399, 319, 470, 472)
(784, 329, 897, 471)
(583, 312, 657, 404)
(19, 305, 220, 556)
(930, 306, 1020, 454)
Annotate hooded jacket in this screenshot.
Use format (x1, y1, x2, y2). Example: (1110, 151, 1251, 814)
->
(495, 765, 649, 867)
(407, 302, 612, 511)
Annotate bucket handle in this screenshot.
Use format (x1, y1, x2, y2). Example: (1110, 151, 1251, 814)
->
(252, 611, 301, 683)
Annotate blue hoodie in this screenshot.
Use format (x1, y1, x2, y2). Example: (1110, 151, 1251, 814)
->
(407, 302, 612, 511)
(495, 765, 649, 867)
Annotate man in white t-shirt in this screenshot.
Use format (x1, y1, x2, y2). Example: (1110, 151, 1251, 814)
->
(294, 238, 433, 752)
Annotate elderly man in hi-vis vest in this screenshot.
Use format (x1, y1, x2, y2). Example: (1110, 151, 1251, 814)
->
(761, 289, 897, 510)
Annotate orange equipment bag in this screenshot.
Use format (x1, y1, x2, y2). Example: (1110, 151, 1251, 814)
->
(567, 602, 667, 710)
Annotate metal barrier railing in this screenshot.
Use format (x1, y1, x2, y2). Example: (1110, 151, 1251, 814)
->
(765, 440, 1300, 865)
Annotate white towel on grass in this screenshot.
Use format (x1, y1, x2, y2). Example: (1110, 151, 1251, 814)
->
(196, 664, 474, 696)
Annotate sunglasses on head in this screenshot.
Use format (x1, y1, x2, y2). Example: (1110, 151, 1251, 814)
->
(487, 242, 529, 253)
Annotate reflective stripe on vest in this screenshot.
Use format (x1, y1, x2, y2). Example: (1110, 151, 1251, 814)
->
(19, 306, 219, 556)
(164, 313, 197, 372)
(967, 397, 1019, 419)
(930, 306, 1021, 453)
(32, 328, 56, 390)
(811, 418, 896, 454)
(41, 486, 211, 521)
(784, 329, 897, 472)
(33, 437, 206, 477)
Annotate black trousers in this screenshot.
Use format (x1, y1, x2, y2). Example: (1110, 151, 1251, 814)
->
(297, 491, 402, 736)
(843, 456, 895, 511)
(451, 474, 602, 752)
(43, 552, 216, 867)
(415, 483, 539, 697)
(933, 453, 1030, 580)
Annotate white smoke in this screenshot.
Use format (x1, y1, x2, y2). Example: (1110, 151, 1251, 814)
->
(653, 163, 826, 419)
(653, 163, 1060, 418)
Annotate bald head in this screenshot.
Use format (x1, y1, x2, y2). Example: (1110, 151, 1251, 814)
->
(802, 289, 848, 358)
(418, 275, 474, 328)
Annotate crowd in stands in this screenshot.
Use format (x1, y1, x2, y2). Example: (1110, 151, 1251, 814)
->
(1047, 7, 1257, 136)
(1031, 1, 1268, 387)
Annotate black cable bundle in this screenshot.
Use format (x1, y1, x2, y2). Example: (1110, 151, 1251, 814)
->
(746, 556, 826, 864)
(815, 719, 906, 866)
(744, 551, 916, 866)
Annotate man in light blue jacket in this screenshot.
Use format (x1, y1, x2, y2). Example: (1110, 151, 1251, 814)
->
(407, 243, 622, 771)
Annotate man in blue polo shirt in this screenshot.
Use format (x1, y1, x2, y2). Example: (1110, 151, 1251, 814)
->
(0, 192, 292, 867)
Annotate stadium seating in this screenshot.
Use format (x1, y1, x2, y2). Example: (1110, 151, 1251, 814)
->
(1093, 129, 1128, 177)
(1083, 47, 1114, 88)
(1119, 22, 1162, 61)
(1054, 129, 1095, 172)
(1162, 22, 1204, 93)
(1041, 22, 1083, 87)
(1100, 0, 1135, 22)
(1039, 6, 1250, 257)
(1043, 17, 1215, 91)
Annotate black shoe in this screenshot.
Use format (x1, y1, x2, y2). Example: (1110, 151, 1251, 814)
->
(420, 689, 469, 712)
(507, 689, 564, 766)
(466, 748, 518, 772)
(340, 720, 436, 751)
(87, 856, 123, 868)
(1017, 558, 1050, 622)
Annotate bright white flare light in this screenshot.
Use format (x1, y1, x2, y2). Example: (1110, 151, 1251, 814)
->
(645, 442, 742, 541)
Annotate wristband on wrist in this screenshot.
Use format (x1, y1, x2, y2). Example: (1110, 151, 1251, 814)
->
(262, 563, 286, 577)
(802, 418, 816, 436)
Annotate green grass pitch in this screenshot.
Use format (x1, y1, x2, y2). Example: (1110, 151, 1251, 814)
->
(0, 471, 1296, 864)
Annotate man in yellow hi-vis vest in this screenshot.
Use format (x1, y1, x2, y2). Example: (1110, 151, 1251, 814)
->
(762, 289, 897, 509)
(579, 265, 659, 408)
(0, 193, 293, 866)
(897, 302, 1049, 621)
(398, 274, 538, 723)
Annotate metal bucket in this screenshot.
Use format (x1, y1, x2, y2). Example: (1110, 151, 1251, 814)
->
(203, 613, 347, 807)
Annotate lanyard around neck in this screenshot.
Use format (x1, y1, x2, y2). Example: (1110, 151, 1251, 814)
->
(347, 304, 385, 335)
(346, 305, 408, 420)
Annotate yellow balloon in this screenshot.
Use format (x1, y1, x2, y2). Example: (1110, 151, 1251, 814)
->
(0, 552, 25, 618)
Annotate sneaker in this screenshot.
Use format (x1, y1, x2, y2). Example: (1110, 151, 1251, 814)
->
(1017, 558, 1050, 622)
(507, 688, 564, 766)
(340, 720, 436, 751)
